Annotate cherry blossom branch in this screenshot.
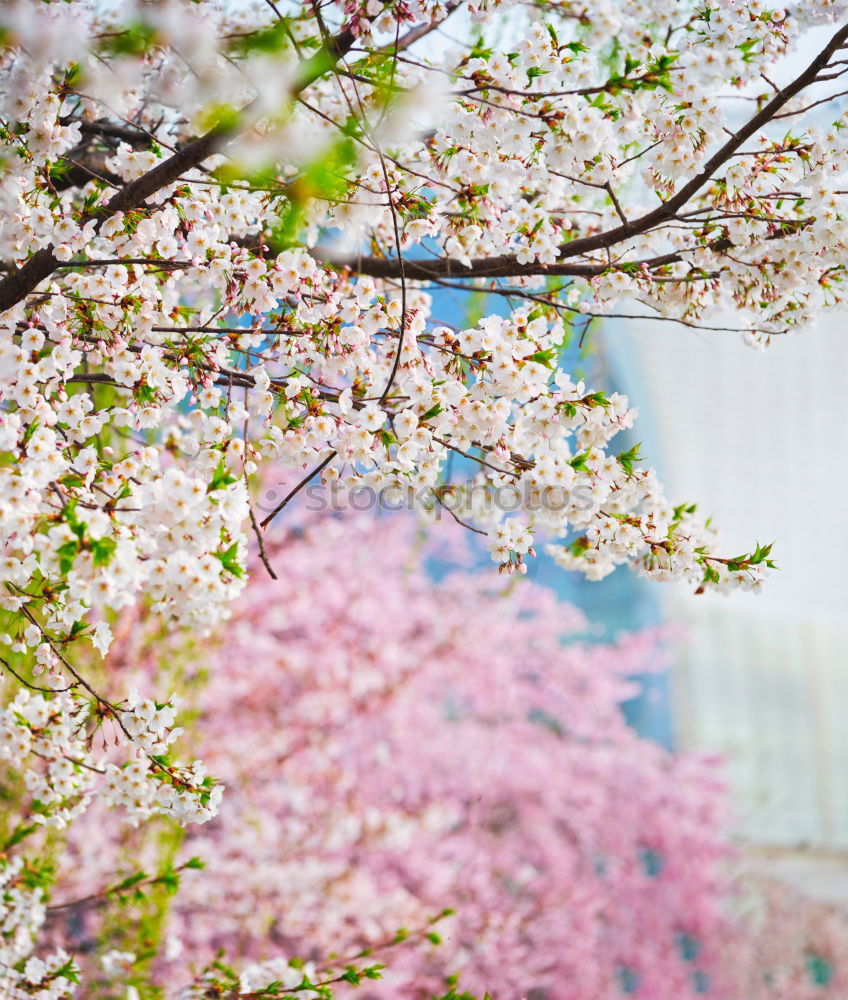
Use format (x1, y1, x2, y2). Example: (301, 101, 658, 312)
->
(325, 21, 848, 281)
(0, 655, 77, 694)
(46, 859, 202, 914)
(0, 23, 358, 314)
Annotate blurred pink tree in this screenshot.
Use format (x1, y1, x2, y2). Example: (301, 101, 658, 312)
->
(55, 511, 735, 999)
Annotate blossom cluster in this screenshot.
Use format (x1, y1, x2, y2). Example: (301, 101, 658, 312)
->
(0, 676, 219, 996)
(5, 0, 830, 659)
(1, 853, 78, 1000)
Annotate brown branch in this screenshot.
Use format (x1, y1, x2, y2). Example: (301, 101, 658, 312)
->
(0, 25, 358, 315)
(325, 21, 848, 282)
(54, 152, 123, 190)
(248, 493, 279, 579)
(0, 120, 239, 313)
(73, 119, 155, 147)
(389, 0, 460, 53)
(432, 489, 488, 536)
(0, 655, 77, 694)
(47, 860, 198, 914)
(258, 451, 336, 528)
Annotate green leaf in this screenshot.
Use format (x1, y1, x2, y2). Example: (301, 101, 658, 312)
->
(231, 19, 295, 56)
(750, 540, 774, 564)
(57, 539, 79, 575)
(19, 857, 56, 890)
(526, 348, 557, 368)
(567, 536, 589, 557)
(469, 35, 493, 61)
(616, 442, 642, 477)
(109, 871, 149, 895)
(213, 541, 245, 579)
(99, 21, 156, 57)
(91, 536, 116, 568)
(155, 866, 181, 895)
(3, 823, 37, 850)
(208, 459, 237, 493)
(52, 958, 81, 985)
(672, 502, 697, 521)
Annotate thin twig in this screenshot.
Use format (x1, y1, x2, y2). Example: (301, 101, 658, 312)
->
(258, 451, 336, 529)
(0, 655, 77, 694)
(247, 486, 278, 578)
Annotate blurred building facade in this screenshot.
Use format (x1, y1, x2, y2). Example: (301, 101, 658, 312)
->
(607, 319, 848, 851)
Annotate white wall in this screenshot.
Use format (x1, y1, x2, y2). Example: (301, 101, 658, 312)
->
(601, 318, 848, 847)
